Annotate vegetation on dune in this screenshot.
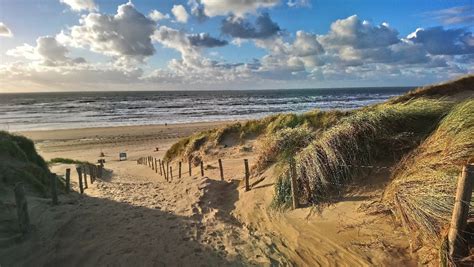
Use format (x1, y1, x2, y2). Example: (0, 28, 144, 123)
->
(164, 110, 348, 162)
(389, 75, 473, 104)
(254, 126, 315, 173)
(273, 98, 452, 208)
(384, 100, 474, 245)
(0, 131, 56, 196)
(49, 157, 89, 165)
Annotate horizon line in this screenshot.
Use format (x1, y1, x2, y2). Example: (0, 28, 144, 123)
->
(0, 85, 417, 94)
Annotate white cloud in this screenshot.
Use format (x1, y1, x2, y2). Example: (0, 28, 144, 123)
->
(200, 0, 280, 17)
(7, 36, 85, 66)
(287, 0, 311, 8)
(0, 22, 13, 37)
(148, 9, 170, 21)
(424, 6, 474, 26)
(58, 2, 156, 63)
(319, 15, 399, 49)
(172, 5, 189, 23)
(59, 0, 97, 12)
(0, 62, 142, 91)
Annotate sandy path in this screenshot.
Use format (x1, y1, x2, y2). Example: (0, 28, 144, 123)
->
(2, 122, 288, 266)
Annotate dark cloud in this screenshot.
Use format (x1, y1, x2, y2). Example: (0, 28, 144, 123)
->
(221, 12, 280, 39)
(408, 26, 474, 55)
(188, 0, 209, 23)
(188, 33, 228, 47)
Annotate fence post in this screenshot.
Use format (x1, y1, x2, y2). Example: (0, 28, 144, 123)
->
(179, 162, 182, 179)
(159, 159, 163, 176)
(166, 161, 170, 180)
(155, 159, 158, 173)
(158, 159, 163, 176)
(98, 164, 103, 179)
(162, 161, 166, 180)
(189, 160, 192, 177)
(448, 164, 474, 261)
(89, 165, 94, 184)
(200, 161, 204, 177)
(83, 165, 88, 189)
(152, 157, 155, 170)
(76, 167, 84, 194)
(14, 183, 30, 234)
(51, 173, 58, 205)
(170, 166, 173, 181)
(65, 168, 71, 193)
(218, 159, 224, 181)
(244, 159, 250, 191)
(289, 158, 299, 209)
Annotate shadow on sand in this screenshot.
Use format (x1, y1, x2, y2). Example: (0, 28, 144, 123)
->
(0, 184, 244, 266)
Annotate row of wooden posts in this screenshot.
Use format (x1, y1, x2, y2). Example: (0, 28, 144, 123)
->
(137, 156, 251, 191)
(13, 162, 105, 234)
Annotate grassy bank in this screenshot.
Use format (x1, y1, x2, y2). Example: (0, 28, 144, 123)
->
(0, 131, 56, 196)
(383, 99, 473, 261)
(164, 110, 348, 164)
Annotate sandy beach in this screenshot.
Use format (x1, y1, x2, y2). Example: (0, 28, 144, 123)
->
(0, 121, 418, 266)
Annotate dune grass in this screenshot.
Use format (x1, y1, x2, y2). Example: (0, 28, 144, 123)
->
(389, 75, 473, 104)
(0, 131, 57, 196)
(164, 110, 348, 162)
(49, 157, 88, 165)
(272, 98, 452, 207)
(384, 99, 474, 243)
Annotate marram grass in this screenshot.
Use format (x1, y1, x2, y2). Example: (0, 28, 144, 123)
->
(164, 109, 348, 162)
(384, 99, 474, 242)
(274, 98, 451, 207)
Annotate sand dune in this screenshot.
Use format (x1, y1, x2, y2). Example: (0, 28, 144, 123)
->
(1, 122, 416, 266)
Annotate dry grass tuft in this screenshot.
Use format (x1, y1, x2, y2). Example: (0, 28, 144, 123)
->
(384, 99, 474, 243)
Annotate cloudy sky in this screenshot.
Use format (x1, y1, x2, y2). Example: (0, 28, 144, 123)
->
(0, 0, 473, 92)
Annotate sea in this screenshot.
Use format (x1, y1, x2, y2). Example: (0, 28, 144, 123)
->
(0, 87, 412, 132)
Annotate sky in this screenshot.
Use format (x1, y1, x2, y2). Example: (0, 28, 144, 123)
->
(0, 0, 473, 92)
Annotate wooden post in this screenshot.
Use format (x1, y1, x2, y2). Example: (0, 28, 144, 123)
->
(14, 183, 30, 234)
(166, 161, 170, 179)
(162, 161, 166, 180)
(83, 166, 88, 189)
(51, 174, 58, 205)
(244, 159, 250, 191)
(98, 164, 103, 179)
(179, 162, 182, 179)
(155, 159, 158, 173)
(289, 158, 299, 209)
(152, 157, 155, 170)
(218, 159, 224, 181)
(159, 159, 163, 176)
(170, 166, 173, 181)
(200, 161, 204, 177)
(89, 165, 94, 184)
(65, 168, 71, 193)
(76, 167, 84, 194)
(189, 160, 192, 177)
(448, 164, 474, 261)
